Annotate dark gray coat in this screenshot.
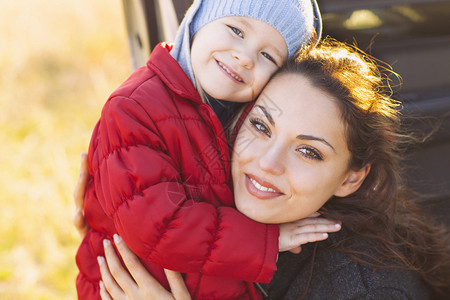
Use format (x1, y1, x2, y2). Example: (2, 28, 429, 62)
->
(259, 230, 431, 300)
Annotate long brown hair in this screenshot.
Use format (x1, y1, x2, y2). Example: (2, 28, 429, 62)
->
(281, 38, 450, 297)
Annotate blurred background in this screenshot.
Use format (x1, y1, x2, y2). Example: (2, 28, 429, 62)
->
(1, 0, 449, 298)
(0, 0, 130, 298)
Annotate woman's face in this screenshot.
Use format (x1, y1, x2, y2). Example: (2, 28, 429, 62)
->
(232, 73, 359, 224)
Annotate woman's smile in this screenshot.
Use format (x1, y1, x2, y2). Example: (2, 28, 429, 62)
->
(232, 73, 356, 224)
(245, 174, 283, 199)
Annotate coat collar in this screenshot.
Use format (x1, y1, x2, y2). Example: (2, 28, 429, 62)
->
(147, 42, 202, 104)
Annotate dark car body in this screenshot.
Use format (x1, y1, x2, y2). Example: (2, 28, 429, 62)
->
(121, 0, 450, 226)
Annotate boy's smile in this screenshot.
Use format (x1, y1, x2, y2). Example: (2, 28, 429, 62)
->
(191, 16, 288, 103)
(216, 60, 244, 83)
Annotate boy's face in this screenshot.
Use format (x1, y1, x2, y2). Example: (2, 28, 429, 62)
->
(191, 16, 288, 103)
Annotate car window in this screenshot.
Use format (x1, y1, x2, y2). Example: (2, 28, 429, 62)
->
(319, 0, 450, 95)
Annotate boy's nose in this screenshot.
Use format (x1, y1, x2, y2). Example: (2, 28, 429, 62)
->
(233, 51, 254, 69)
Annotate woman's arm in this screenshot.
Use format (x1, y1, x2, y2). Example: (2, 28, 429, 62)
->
(73, 159, 190, 299)
(98, 234, 191, 300)
(74, 146, 341, 265)
(97, 225, 341, 300)
(73, 152, 90, 238)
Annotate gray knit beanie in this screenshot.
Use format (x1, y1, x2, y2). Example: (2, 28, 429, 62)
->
(171, 0, 322, 84)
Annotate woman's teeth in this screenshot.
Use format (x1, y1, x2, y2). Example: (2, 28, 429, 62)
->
(249, 177, 277, 193)
(218, 62, 243, 82)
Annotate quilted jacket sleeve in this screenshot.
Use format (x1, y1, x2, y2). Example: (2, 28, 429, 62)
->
(91, 95, 279, 283)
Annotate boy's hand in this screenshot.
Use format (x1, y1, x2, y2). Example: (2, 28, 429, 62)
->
(278, 213, 341, 252)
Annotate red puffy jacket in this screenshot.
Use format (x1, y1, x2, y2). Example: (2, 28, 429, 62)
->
(76, 43, 279, 299)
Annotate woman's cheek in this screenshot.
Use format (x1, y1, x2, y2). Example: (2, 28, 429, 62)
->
(233, 131, 256, 161)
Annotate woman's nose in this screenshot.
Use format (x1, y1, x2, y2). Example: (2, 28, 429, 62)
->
(258, 144, 284, 175)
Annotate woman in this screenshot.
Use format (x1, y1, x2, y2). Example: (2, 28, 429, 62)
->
(75, 38, 450, 299)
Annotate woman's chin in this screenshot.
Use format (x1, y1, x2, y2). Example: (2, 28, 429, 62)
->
(235, 203, 275, 224)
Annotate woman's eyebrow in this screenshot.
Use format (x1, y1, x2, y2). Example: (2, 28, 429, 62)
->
(255, 105, 275, 125)
(254, 104, 336, 152)
(296, 134, 336, 153)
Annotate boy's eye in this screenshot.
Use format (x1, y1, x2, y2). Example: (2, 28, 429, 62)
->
(262, 52, 277, 65)
(228, 26, 243, 38)
(250, 118, 271, 137)
(297, 147, 323, 161)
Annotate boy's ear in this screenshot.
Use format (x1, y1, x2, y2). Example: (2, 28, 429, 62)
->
(334, 164, 371, 197)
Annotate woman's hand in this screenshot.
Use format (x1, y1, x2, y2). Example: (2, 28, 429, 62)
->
(98, 234, 191, 300)
(73, 152, 90, 237)
(278, 212, 341, 253)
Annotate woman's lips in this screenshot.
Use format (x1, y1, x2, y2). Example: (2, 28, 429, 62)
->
(245, 174, 283, 199)
(216, 60, 244, 83)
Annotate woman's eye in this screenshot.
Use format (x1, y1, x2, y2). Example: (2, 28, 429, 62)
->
(262, 52, 277, 65)
(228, 26, 243, 38)
(297, 147, 323, 161)
(250, 118, 271, 137)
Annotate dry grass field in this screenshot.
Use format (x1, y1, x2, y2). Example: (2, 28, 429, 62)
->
(0, 0, 130, 298)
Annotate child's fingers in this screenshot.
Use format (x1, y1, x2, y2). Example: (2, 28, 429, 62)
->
(290, 222, 342, 246)
(279, 218, 342, 251)
(292, 217, 341, 228)
(298, 232, 330, 244)
(97, 256, 126, 300)
(293, 223, 341, 235)
(103, 239, 137, 295)
(164, 269, 191, 300)
(288, 246, 302, 254)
